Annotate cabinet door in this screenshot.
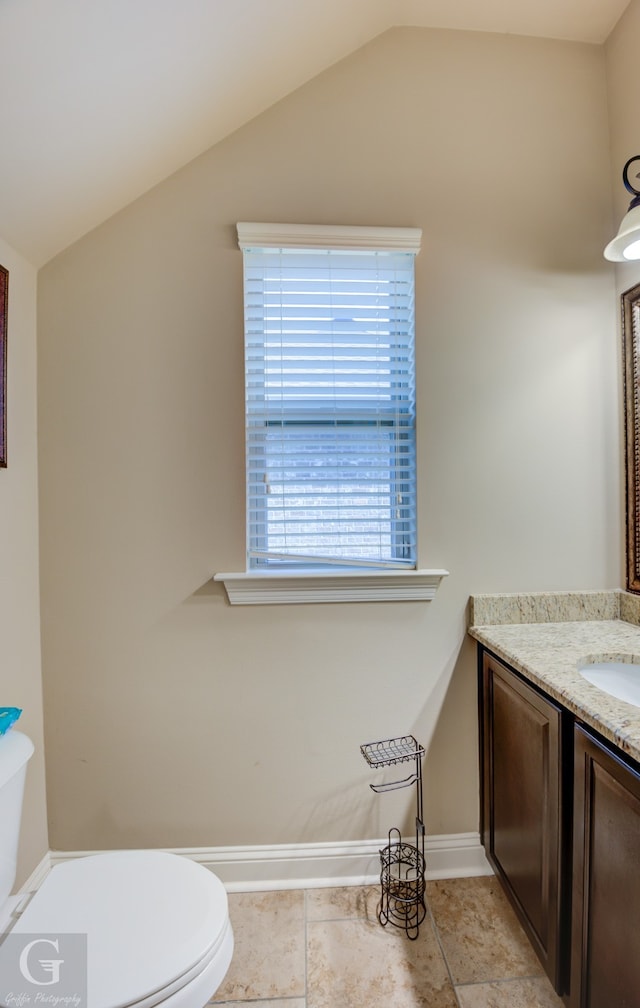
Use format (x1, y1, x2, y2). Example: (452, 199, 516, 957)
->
(571, 724, 640, 1008)
(481, 652, 566, 993)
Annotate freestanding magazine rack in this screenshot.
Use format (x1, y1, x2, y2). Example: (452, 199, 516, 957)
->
(360, 734, 426, 940)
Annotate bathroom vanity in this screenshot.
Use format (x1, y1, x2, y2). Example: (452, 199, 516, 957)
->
(469, 592, 640, 1007)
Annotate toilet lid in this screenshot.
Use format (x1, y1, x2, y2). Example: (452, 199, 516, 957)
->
(11, 850, 230, 1008)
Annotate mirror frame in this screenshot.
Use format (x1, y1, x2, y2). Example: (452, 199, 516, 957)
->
(0, 264, 6, 468)
(623, 282, 640, 592)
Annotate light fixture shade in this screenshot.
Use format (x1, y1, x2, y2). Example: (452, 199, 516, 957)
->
(604, 204, 640, 261)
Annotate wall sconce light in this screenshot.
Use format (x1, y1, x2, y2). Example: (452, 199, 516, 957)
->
(605, 156, 640, 261)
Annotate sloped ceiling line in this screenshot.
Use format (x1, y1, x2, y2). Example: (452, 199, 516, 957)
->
(0, 0, 630, 266)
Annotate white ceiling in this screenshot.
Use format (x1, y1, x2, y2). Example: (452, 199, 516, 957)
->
(0, 0, 630, 266)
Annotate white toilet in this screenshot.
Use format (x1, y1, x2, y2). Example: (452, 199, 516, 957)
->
(0, 730, 234, 1008)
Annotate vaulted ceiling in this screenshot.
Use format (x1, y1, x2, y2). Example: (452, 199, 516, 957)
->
(0, 0, 630, 266)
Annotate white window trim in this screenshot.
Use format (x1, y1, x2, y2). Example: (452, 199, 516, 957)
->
(215, 222, 448, 604)
(236, 222, 422, 252)
(214, 568, 449, 605)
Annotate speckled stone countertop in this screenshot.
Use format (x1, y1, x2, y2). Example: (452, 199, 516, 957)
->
(469, 591, 640, 764)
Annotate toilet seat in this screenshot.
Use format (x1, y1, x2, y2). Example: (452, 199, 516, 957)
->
(8, 850, 233, 1008)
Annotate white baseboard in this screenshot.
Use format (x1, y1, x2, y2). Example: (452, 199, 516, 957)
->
(40, 833, 491, 893)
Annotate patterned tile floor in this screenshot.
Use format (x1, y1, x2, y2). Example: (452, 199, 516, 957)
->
(209, 876, 564, 1008)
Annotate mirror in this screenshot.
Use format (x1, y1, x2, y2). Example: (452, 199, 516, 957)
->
(623, 283, 640, 591)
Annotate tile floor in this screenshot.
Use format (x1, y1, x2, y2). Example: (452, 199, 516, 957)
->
(209, 876, 565, 1008)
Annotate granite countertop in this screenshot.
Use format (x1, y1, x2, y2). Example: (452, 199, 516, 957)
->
(468, 591, 640, 764)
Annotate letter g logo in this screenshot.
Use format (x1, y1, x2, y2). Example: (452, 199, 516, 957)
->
(19, 938, 64, 985)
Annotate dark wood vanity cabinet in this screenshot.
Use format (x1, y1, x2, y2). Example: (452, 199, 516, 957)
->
(570, 724, 640, 1008)
(480, 645, 640, 1006)
(479, 651, 569, 994)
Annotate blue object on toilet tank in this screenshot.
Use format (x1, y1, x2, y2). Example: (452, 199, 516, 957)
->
(0, 708, 21, 735)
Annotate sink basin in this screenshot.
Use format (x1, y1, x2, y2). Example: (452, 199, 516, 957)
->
(579, 660, 640, 709)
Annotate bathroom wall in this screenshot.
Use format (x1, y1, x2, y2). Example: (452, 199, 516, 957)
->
(38, 27, 619, 852)
(0, 234, 48, 884)
(605, 0, 640, 297)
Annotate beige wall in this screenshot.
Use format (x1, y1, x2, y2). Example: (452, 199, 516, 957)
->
(38, 27, 619, 852)
(605, 0, 640, 296)
(0, 234, 48, 885)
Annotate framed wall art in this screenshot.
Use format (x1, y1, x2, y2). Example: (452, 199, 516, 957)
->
(0, 265, 7, 468)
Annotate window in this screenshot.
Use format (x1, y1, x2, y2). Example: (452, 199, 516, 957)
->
(239, 223, 421, 572)
(215, 223, 448, 604)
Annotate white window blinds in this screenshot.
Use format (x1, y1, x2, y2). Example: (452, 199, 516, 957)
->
(238, 223, 421, 571)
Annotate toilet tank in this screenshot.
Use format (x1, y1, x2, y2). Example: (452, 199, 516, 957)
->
(0, 731, 34, 906)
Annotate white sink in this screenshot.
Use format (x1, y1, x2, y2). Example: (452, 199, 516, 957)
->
(579, 660, 640, 708)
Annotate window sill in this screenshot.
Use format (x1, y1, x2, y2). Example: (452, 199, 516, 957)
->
(213, 568, 449, 605)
